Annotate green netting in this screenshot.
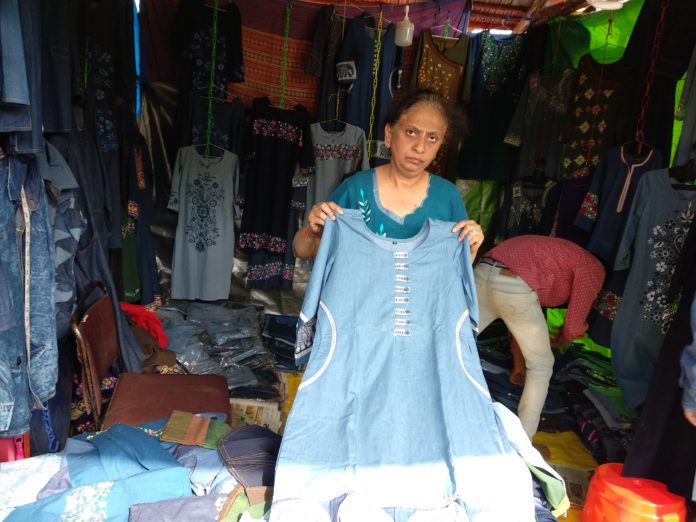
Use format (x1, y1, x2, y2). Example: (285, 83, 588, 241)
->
(546, 308, 612, 358)
(545, 0, 645, 69)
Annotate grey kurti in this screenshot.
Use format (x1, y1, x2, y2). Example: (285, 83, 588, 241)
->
(168, 146, 238, 300)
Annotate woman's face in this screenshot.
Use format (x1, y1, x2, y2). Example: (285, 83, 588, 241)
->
(385, 102, 447, 176)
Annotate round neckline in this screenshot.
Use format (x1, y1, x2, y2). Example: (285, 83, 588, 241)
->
(192, 145, 226, 167)
(372, 169, 431, 224)
(348, 209, 432, 252)
(317, 122, 347, 139)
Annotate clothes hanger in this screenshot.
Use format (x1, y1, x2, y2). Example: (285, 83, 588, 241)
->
(267, 93, 300, 110)
(203, 0, 227, 12)
(192, 141, 227, 158)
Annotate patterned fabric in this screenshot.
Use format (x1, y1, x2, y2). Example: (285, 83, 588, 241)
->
(592, 289, 621, 321)
(642, 206, 695, 333)
(505, 69, 576, 181)
(558, 56, 622, 180)
(579, 192, 599, 221)
(247, 261, 295, 284)
(485, 235, 605, 344)
(612, 171, 696, 408)
(168, 146, 239, 300)
(481, 32, 523, 95)
(313, 143, 362, 162)
(253, 119, 303, 146)
(238, 232, 287, 254)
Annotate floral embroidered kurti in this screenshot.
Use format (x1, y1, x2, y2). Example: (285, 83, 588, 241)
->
(612, 171, 696, 408)
(168, 146, 238, 300)
(238, 97, 314, 288)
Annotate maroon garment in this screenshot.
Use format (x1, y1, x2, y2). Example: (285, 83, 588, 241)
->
(485, 235, 605, 344)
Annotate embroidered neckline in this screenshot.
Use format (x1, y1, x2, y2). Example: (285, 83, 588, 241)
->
(372, 169, 432, 224)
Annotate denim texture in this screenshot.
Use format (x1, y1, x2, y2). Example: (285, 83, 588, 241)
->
(0, 154, 58, 437)
(40, 0, 81, 133)
(275, 211, 535, 520)
(2, 0, 43, 155)
(0, 0, 29, 106)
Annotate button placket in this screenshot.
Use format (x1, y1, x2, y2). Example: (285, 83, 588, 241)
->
(393, 252, 411, 337)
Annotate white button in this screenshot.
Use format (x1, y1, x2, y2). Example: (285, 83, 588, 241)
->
(394, 252, 408, 259)
(395, 263, 408, 270)
(394, 328, 410, 337)
(395, 274, 409, 282)
(395, 296, 410, 304)
(394, 308, 411, 316)
(395, 318, 410, 326)
(394, 285, 410, 294)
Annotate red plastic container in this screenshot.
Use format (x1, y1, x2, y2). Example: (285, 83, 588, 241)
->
(582, 463, 686, 521)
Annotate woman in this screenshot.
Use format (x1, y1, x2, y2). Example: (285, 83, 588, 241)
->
(292, 88, 484, 259)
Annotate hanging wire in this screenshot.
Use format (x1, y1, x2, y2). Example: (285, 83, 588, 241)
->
(204, 0, 220, 158)
(279, 1, 293, 109)
(367, 10, 384, 159)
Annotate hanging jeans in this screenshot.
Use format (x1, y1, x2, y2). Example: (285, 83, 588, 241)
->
(475, 262, 555, 438)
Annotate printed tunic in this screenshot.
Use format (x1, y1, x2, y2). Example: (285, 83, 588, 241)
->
(168, 146, 238, 300)
(273, 210, 536, 520)
(611, 171, 696, 408)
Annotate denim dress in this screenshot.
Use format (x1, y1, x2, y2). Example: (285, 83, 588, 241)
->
(272, 210, 535, 521)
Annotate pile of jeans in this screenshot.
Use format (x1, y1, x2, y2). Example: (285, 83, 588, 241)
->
(157, 302, 280, 400)
(261, 315, 299, 371)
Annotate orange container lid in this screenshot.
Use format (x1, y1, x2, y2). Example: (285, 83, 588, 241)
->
(590, 463, 686, 518)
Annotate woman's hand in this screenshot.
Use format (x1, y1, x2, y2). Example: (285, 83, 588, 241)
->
(685, 408, 696, 427)
(293, 201, 343, 260)
(452, 219, 484, 259)
(307, 201, 344, 235)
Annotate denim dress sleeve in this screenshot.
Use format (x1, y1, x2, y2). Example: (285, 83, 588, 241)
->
(295, 217, 338, 367)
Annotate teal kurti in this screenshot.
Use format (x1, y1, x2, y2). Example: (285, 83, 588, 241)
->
(330, 169, 468, 239)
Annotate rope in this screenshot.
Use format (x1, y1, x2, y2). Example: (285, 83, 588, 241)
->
(634, 0, 670, 156)
(367, 10, 384, 159)
(279, 1, 293, 109)
(204, 0, 220, 158)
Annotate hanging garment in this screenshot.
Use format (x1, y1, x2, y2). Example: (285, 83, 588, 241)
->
(306, 5, 344, 123)
(0, 155, 58, 438)
(238, 97, 314, 289)
(494, 179, 559, 242)
(273, 210, 536, 521)
(336, 16, 401, 164)
(168, 146, 239, 300)
(306, 122, 369, 212)
(410, 29, 472, 179)
(675, 42, 696, 166)
(181, 93, 245, 156)
(557, 55, 623, 180)
(458, 31, 525, 183)
(623, 217, 696, 500)
(172, 0, 244, 91)
(574, 145, 663, 346)
(504, 69, 576, 181)
(611, 170, 696, 408)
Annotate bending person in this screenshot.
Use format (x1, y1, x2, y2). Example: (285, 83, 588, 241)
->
(292, 88, 484, 260)
(475, 235, 605, 438)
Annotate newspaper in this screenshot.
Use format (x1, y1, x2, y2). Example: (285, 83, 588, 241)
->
(229, 397, 282, 434)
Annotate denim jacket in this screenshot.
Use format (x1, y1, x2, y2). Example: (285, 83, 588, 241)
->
(0, 153, 58, 436)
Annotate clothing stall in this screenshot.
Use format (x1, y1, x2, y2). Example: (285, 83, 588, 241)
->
(1, 0, 695, 520)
